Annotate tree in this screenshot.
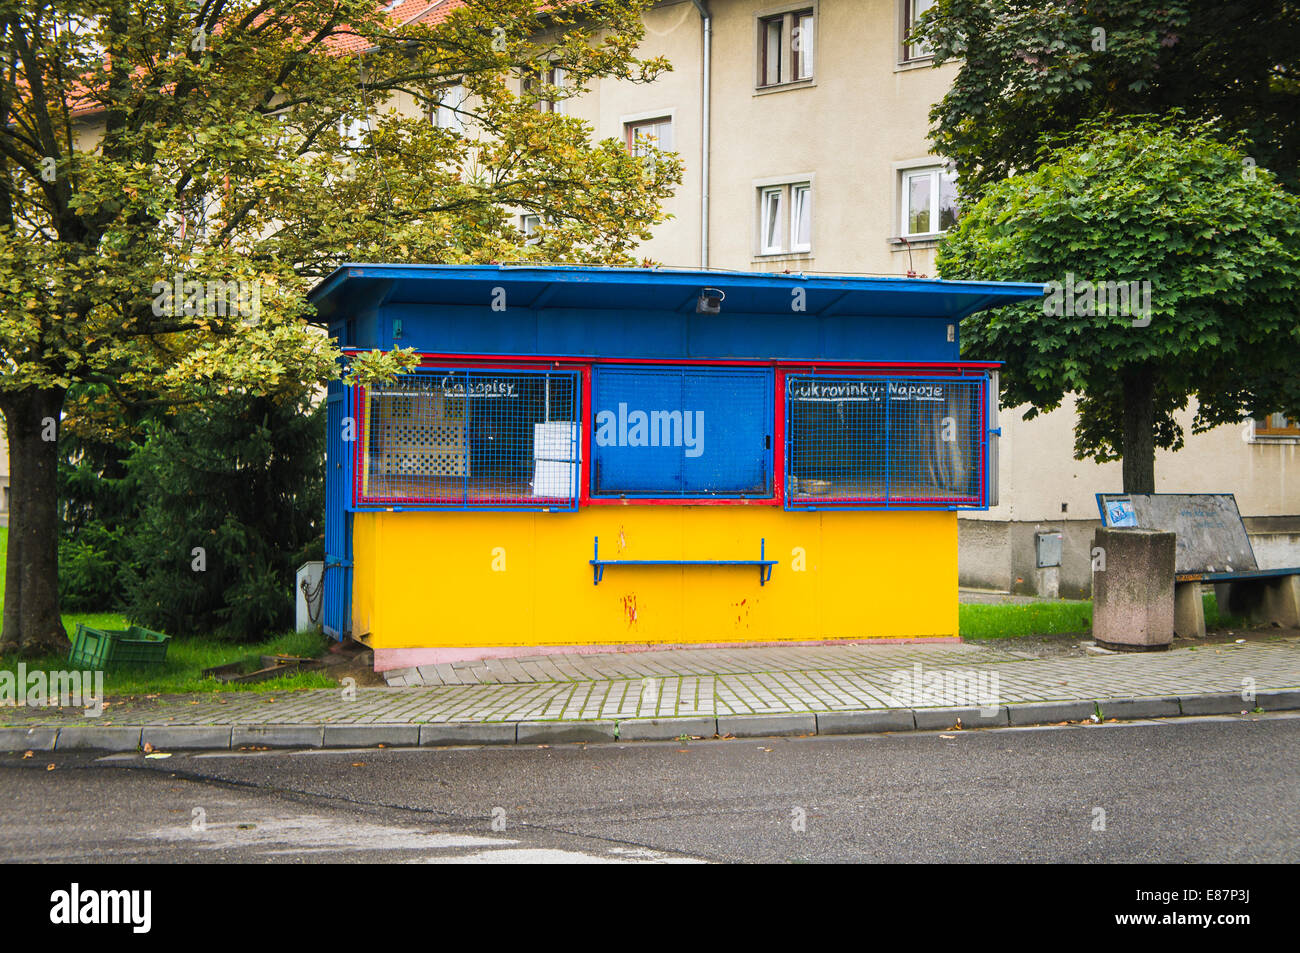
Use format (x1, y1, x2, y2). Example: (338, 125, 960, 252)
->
(122, 391, 325, 640)
(0, 0, 680, 654)
(936, 117, 1300, 493)
(916, 0, 1300, 199)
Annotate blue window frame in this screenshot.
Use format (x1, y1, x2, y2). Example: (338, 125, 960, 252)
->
(784, 374, 988, 509)
(591, 366, 774, 498)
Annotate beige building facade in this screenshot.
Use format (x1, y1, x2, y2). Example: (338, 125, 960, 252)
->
(20, 0, 1296, 584)
(544, 0, 1300, 595)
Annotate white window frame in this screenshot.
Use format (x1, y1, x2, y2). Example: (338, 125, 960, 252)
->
(901, 0, 936, 63)
(521, 213, 542, 245)
(790, 183, 812, 252)
(760, 186, 785, 254)
(898, 163, 957, 239)
(755, 176, 814, 256)
(432, 83, 468, 132)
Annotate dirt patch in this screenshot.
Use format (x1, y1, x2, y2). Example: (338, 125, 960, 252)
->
(316, 640, 386, 687)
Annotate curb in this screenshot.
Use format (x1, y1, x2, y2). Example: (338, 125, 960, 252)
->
(2, 689, 1297, 753)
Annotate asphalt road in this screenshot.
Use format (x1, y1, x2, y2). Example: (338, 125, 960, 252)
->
(3, 713, 1297, 863)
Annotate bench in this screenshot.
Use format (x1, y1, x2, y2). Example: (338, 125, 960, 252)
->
(1097, 493, 1300, 637)
(590, 536, 776, 586)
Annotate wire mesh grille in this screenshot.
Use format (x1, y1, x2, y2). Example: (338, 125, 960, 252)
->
(354, 369, 580, 509)
(785, 375, 986, 508)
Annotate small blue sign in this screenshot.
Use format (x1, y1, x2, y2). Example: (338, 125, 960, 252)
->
(1106, 498, 1137, 527)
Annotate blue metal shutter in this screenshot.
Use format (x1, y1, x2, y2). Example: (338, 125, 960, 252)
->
(323, 379, 353, 640)
(591, 366, 772, 497)
(682, 368, 771, 495)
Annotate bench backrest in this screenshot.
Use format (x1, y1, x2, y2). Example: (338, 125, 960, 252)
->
(1096, 493, 1258, 575)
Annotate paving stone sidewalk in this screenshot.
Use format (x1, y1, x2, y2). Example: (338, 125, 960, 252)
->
(3, 637, 1299, 732)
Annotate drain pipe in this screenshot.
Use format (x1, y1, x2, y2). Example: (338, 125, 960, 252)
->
(691, 0, 711, 268)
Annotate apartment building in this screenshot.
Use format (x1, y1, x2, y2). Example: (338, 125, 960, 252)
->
(503, 0, 1298, 597)
(23, 0, 1296, 589)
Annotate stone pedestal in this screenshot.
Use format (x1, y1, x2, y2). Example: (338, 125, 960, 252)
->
(1092, 528, 1175, 649)
(1174, 581, 1206, 639)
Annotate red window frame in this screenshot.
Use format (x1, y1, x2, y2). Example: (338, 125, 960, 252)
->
(343, 351, 997, 508)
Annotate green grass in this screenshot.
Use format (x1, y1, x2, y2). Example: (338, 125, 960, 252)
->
(0, 525, 335, 694)
(959, 600, 1093, 639)
(960, 592, 1244, 640)
(1, 628, 336, 695)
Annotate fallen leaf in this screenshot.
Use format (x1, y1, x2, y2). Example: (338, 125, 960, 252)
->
(21, 750, 32, 759)
(46, 764, 56, 771)
(939, 734, 956, 739)
(142, 742, 154, 753)
(145, 752, 171, 759)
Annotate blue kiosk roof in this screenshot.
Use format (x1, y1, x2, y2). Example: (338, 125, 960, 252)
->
(308, 264, 1044, 362)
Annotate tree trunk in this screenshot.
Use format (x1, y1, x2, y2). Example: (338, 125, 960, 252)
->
(1120, 368, 1156, 494)
(0, 387, 68, 656)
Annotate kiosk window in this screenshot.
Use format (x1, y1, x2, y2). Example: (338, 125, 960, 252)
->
(785, 375, 985, 507)
(591, 366, 773, 498)
(356, 369, 579, 509)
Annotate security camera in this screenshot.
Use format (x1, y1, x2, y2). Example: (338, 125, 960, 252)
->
(696, 288, 725, 314)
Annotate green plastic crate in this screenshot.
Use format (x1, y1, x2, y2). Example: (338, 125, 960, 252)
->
(68, 624, 171, 669)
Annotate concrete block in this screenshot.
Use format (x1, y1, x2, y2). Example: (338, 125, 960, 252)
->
(1174, 581, 1206, 639)
(419, 723, 517, 746)
(1097, 696, 1180, 719)
(617, 717, 717, 741)
(1259, 575, 1300, 627)
(913, 706, 1009, 730)
(516, 721, 617, 744)
(323, 725, 419, 748)
(55, 726, 142, 751)
(1092, 528, 1175, 648)
(717, 714, 817, 738)
(0, 726, 59, 751)
(817, 709, 916, 734)
(1007, 701, 1097, 726)
(141, 726, 233, 750)
(1255, 689, 1300, 712)
(231, 725, 323, 748)
(1177, 694, 1252, 716)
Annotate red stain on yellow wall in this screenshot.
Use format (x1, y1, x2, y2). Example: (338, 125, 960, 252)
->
(734, 597, 750, 628)
(621, 594, 638, 627)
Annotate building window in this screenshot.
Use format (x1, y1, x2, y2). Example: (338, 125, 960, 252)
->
(757, 181, 812, 255)
(902, 0, 935, 61)
(338, 115, 366, 148)
(626, 117, 673, 156)
(900, 166, 958, 237)
(431, 83, 468, 132)
(520, 213, 541, 245)
(591, 366, 773, 499)
(758, 8, 814, 88)
(1255, 413, 1300, 437)
(785, 375, 987, 508)
(355, 370, 580, 510)
(523, 65, 567, 114)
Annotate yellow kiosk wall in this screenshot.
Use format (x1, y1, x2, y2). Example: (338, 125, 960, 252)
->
(351, 508, 957, 647)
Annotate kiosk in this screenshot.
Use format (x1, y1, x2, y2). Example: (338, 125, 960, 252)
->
(309, 265, 1043, 670)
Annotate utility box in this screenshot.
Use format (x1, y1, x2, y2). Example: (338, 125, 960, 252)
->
(1035, 530, 1063, 568)
(296, 561, 324, 633)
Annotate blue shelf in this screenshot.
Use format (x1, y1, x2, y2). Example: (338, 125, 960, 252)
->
(590, 536, 776, 586)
